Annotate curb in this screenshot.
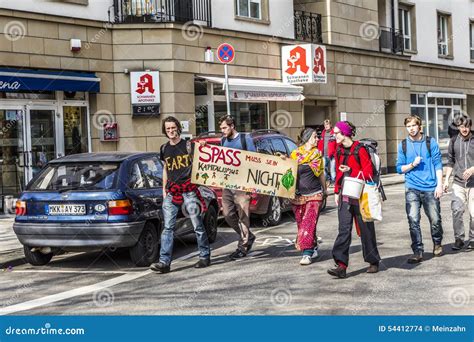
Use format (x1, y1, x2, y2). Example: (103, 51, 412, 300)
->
(0, 250, 26, 269)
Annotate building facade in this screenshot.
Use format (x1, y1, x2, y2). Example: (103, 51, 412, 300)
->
(0, 0, 473, 210)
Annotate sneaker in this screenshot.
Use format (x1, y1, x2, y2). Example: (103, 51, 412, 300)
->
(327, 265, 347, 278)
(433, 244, 443, 257)
(452, 239, 465, 251)
(407, 252, 423, 264)
(299, 255, 312, 265)
(311, 247, 319, 259)
(229, 249, 247, 260)
(366, 263, 379, 273)
(246, 234, 256, 253)
(194, 258, 211, 268)
(466, 241, 474, 250)
(150, 262, 170, 273)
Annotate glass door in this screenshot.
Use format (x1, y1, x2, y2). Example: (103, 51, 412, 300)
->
(25, 106, 57, 182)
(0, 106, 26, 210)
(62, 106, 89, 156)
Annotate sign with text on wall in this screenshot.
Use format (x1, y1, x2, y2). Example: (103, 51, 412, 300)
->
(130, 71, 160, 116)
(191, 144, 298, 199)
(281, 44, 327, 84)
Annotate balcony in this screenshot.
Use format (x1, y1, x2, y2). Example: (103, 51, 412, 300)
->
(113, 0, 212, 26)
(294, 10, 322, 44)
(379, 26, 404, 54)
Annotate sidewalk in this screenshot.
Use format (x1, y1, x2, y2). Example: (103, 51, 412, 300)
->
(0, 172, 406, 268)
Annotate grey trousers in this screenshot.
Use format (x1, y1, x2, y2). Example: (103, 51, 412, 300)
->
(221, 189, 254, 252)
(451, 184, 474, 241)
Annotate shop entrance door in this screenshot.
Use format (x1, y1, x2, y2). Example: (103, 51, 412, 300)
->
(25, 105, 59, 182)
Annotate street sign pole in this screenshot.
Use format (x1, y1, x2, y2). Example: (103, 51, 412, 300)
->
(224, 63, 230, 115)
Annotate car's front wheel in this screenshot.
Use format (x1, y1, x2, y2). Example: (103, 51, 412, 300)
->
(129, 221, 159, 267)
(204, 205, 218, 243)
(261, 196, 282, 226)
(23, 246, 53, 266)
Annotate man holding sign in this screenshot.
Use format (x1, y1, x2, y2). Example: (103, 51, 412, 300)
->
(219, 116, 257, 260)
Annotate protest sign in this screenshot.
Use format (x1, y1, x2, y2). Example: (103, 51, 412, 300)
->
(192, 144, 297, 199)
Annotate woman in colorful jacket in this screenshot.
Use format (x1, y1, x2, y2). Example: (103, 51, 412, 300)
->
(290, 128, 327, 266)
(328, 121, 381, 278)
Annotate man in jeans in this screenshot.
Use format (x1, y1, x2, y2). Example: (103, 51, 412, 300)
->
(396, 115, 444, 264)
(318, 119, 336, 186)
(219, 116, 257, 260)
(443, 115, 474, 250)
(150, 117, 210, 273)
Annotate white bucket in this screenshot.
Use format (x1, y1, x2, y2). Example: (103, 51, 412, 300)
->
(342, 176, 365, 199)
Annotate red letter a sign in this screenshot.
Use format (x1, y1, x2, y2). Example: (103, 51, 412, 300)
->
(285, 46, 309, 75)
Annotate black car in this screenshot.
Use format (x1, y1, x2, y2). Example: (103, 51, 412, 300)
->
(13, 152, 219, 267)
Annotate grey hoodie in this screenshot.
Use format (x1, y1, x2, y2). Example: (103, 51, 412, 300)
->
(447, 133, 474, 188)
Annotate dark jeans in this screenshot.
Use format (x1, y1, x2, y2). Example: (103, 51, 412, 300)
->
(332, 199, 381, 266)
(405, 188, 443, 253)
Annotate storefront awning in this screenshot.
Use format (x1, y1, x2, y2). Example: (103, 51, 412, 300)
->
(0, 68, 100, 92)
(426, 92, 466, 99)
(198, 76, 304, 101)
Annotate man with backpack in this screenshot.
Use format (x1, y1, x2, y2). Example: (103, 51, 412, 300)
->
(396, 115, 444, 264)
(443, 115, 474, 250)
(218, 115, 257, 260)
(150, 117, 211, 273)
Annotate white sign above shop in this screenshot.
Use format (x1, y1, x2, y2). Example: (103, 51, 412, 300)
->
(130, 71, 160, 116)
(281, 44, 327, 84)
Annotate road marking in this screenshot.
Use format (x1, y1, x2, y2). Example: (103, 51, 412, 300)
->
(0, 224, 281, 315)
(10, 270, 138, 274)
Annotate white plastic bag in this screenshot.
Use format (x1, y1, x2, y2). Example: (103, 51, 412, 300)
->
(359, 183, 383, 222)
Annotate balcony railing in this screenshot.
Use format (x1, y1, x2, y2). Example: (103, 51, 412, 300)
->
(379, 26, 404, 54)
(294, 10, 323, 44)
(113, 0, 212, 26)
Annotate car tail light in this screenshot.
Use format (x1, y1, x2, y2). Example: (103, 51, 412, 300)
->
(15, 200, 27, 216)
(108, 199, 133, 215)
(250, 193, 258, 206)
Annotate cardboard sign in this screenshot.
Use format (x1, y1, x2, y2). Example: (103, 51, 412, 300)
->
(192, 144, 297, 199)
(281, 44, 327, 84)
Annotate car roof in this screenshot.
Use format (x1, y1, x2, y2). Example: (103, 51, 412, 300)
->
(48, 152, 158, 164)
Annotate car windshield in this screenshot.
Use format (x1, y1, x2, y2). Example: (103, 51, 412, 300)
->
(28, 163, 120, 191)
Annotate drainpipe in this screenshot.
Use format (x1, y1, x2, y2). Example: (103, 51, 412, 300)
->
(391, 0, 395, 52)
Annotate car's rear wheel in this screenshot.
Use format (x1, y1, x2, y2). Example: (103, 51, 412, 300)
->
(204, 205, 218, 243)
(23, 246, 53, 266)
(262, 196, 282, 226)
(129, 221, 159, 267)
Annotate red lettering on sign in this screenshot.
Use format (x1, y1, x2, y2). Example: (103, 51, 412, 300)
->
(136, 74, 155, 94)
(313, 46, 326, 75)
(198, 145, 241, 167)
(286, 46, 309, 75)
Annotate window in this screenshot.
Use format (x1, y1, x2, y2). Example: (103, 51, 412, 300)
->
(129, 163, 145, 189)
(140, 157, 163, 188)
(255, 139, 272, 155)
(399, 8, 411, 51)
(214, 102, 268, 133)
(237, 0, 261, 20)
(438, 13, 450, 56)
(284, 138, 297, 154)
(470, 21, 474, 60)
(270, 139, 288, 156)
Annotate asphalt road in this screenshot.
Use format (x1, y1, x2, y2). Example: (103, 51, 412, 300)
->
(0, 183, 472, 315)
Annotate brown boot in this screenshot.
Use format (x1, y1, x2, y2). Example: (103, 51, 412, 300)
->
(366, 263, 379, 273)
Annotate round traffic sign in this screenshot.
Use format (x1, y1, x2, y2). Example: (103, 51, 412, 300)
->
(216, 43, 235, 64)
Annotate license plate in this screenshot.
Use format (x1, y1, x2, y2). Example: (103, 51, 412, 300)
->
(47, 204, 86, 215)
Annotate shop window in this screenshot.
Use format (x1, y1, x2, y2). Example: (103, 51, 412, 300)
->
(194, 81, 207, 96)
(1, 91, 55, 100)
(195, 104, 209, 135)
(63, 91, 86, 100)
(63, 106, 88, 155)
(214, 102, 268, 132)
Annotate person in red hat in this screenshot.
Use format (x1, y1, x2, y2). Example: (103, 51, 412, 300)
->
(328, 121, 381, 279)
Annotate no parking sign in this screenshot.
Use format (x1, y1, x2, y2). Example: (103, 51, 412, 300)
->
(217, 43, 235, 64)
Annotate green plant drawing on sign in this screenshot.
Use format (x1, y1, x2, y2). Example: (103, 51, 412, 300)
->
(281, 169, 295, 191)
(202, 173, 209, 184)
